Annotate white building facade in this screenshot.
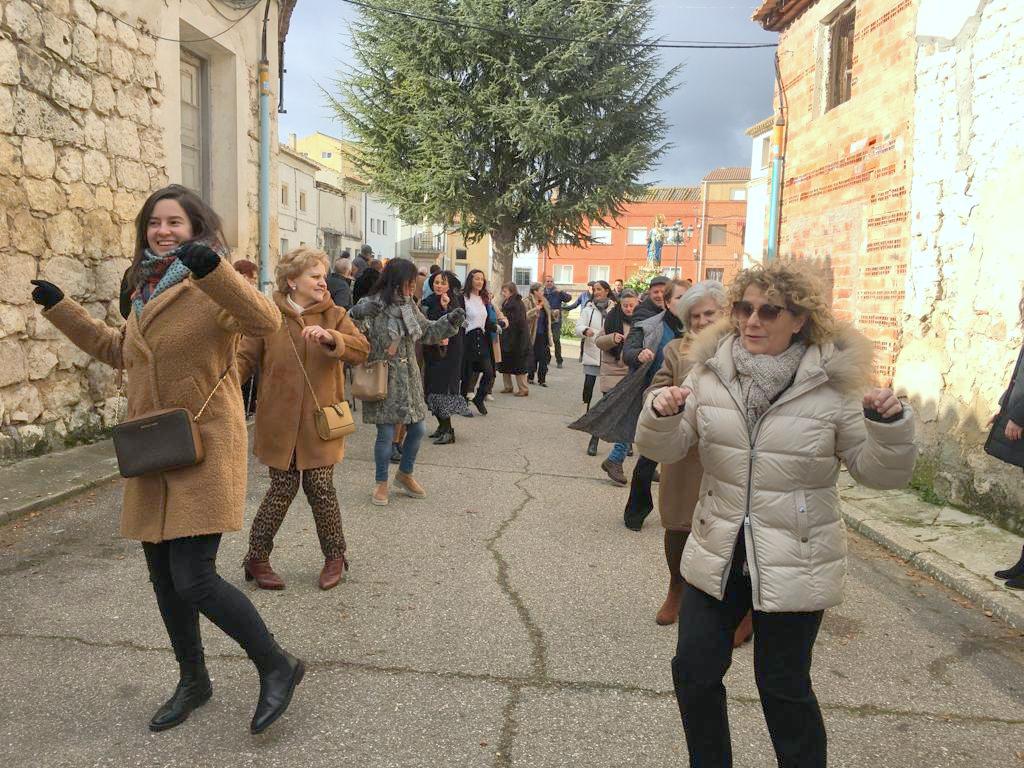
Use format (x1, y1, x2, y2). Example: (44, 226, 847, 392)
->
(743, 116, 773, 265)
(278, 146, 319, 255)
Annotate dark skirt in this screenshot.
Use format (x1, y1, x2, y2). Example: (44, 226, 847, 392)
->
(568, 361, 653, 444)
(423, 330, 465, 397)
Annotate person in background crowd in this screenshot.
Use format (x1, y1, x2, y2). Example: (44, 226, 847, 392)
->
(644, 280, 728, 627)
(234, 260, 261, 416)
(327, 257, 353, 309)
(565, 280, 594, 313)
(637, 260, 916, 768)
(421, 271, 466, 444)
(525, 282, 554, 388)
(613, 279, 624, 298)
(351, 259, 465, 506)
(461, 269, 496, 415)
(498, 282, 531, 396)
(621, 279, 689, 530)
(30, 184, 303, 735)
(352, 244, 371, 278)
(577, 280, 614, 455)
(543, 275, 574, 369)
(238, 247, 369, 592)
(595, 288, 639, 483)
(990, 291, 1024, 589)
(352, 258, 382, 304)
(429, 264, 441, 276)
(633, 275, 669, 322)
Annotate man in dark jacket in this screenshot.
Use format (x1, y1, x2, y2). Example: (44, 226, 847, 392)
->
(352, 244, 372, 278)
(543, 275, 576, 368)
(352, 259, 382, 303)
(326, 257, 353, 308)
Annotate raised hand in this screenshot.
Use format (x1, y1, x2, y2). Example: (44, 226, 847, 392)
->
(447, 307, 466, 327)
(177, 242, 221, 278)
(863, 387, 903, 420)
(653, 386, 691, 417)
(638, 348, 655, 364)
(30, 280, 64, 309)
(302, 324, 334, 348)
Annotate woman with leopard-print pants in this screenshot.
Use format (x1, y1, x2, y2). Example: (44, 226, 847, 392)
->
(237, 247, 369, 591)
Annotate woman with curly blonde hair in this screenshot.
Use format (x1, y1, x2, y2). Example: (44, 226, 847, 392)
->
(238, 247, 369, 591)
(636, 260, 917, 767)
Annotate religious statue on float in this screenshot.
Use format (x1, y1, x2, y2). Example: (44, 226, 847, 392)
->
(646, 215, 666, 267)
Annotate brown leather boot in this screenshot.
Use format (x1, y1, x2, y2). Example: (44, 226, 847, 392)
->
(318, 556, 348, 590)
(655, 581, 684, 625)
(243, 559, 285, 590)
(733, 610, 754, 647)
(395, 471, 426, 498)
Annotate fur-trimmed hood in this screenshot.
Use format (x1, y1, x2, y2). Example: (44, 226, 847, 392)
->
(687, 317, 875, 396)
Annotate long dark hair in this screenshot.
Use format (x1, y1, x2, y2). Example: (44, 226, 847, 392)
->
(370, 257, 419, 304)
(592, 280, 613, 300)
(463, 268, 491, 304)
(128, 185, 224, 288)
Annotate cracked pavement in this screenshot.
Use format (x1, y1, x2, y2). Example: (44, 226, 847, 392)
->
(1, 358, 1023, 767)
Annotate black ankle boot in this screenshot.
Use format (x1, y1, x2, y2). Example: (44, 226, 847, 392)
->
(434, 429, 455, 445)
(250, 647, 305, 734)
(995, 546, 1024, 580)
(149, 660, 213, 732)
(587, 435, 599, 456)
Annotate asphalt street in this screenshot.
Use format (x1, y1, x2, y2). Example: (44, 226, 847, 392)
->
(1, 356, 1023, 768)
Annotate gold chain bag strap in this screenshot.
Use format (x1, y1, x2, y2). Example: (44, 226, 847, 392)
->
(111, 355, 232, 479)
(287, 325, 356, 441)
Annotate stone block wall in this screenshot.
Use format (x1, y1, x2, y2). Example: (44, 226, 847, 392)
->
(0, 0, 167, 456)
(896, 0, 1024, 534)
(774, 0, 918, 383)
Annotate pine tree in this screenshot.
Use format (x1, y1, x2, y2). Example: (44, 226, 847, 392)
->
(329, 0, 677, 283)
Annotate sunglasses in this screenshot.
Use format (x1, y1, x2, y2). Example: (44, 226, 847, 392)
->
(731, 300, 790, 322)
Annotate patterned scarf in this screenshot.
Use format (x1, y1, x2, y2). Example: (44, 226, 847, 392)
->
(383, 296, 424, 343)
(732, 337, 807, 434)
(131, 246, 191, 318)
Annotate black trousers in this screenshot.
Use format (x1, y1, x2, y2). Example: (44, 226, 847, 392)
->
(551, 321, 563, 364)
(673, 534, 826, 768)
(462, 329, 495, 403)
(143, 534, 278, 667)
(623, 455, 657, 529)
(582, 373, 597, 407)
(532, 336, 551, 383)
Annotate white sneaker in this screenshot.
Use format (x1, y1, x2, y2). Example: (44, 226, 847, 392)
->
(486, 394, 495, 401)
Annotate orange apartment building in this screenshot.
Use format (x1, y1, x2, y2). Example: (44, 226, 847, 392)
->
(541, 168, 750, 289)
(754, 0, 917, 382)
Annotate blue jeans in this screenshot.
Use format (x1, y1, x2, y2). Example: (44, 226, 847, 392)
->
(374, 421, 426, 483)
(608, 442, 629, 464)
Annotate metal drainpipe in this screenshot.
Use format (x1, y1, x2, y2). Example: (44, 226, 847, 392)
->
(697, 180, 708, 281)
(257, 0, 272, 292)
(766, 114, 786, 262)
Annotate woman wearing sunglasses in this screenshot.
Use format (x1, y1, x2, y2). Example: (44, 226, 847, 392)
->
(636, 261, 917, 768)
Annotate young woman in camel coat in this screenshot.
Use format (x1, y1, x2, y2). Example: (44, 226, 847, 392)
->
(30, 185, 304, 736)
(237, 247, 369, 592)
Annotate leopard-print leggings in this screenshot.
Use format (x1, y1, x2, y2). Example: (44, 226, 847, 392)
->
(245, 461, 346, 562)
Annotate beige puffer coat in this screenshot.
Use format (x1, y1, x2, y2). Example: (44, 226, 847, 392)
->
(635, 320, 917, 613)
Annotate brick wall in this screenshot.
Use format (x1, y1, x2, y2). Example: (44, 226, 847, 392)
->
(774, 0, 918, 383)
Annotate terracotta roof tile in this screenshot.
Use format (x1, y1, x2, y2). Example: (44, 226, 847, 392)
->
(703, 167, 751, 182)
(632, 186, 701, 202)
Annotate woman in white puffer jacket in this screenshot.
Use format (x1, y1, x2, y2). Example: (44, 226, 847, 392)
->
(576, 280, 614, 455)
(635, 261, 917, 768)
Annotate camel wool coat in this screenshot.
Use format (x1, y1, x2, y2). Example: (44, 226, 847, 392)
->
(646, 334, 702, 532)
(237, 293, 369, 471)
(636, 320, 917, 613)
(43, 262, 281, 543)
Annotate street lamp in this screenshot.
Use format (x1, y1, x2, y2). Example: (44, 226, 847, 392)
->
(671, 220, 695, 279)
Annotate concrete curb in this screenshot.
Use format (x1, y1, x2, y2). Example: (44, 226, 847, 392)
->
(0, 468, 121, 527)
(842, 498, 1024, 630)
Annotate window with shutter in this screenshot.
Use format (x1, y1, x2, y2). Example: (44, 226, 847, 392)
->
(826, 5, 856, 112)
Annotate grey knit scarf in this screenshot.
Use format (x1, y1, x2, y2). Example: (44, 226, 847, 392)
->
(732, 337, 807, 434)
(383, 297, 423, 343)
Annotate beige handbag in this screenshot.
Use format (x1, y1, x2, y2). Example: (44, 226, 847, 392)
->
(350, 360, 388, 402)
(287, 330, 356, 440)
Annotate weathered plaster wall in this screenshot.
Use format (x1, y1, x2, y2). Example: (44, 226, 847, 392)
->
(896, 0, 1024, 532)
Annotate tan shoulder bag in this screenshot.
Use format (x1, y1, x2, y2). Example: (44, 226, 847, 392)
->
(287, 329, 356, 440)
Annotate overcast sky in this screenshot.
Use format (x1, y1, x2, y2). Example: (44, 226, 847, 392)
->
(278, 1, 778, 187)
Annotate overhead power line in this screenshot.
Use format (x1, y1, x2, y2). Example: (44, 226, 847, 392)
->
(340, 0, 778, 49)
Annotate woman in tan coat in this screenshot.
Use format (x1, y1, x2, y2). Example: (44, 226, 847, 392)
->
(29, 185, 304, 736)
(644, 281, 728, 628)
(525, 283, 554, 387)
(238, 247, 369, 592)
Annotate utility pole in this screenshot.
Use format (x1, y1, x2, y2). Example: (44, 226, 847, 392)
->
(257, 0, 273, 293)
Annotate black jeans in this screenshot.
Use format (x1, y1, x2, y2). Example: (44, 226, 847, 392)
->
(673, 534, 826, 768)
(582, 373, 597, 407)
(623, 455, 657, 529)
(551, 321, 563, 364)
(533, 336, 551, 383)
(462, 329, 495, 404)
(143, 534, 278, 667)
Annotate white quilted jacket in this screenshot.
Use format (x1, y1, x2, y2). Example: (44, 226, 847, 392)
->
(635, 321, 917, 612)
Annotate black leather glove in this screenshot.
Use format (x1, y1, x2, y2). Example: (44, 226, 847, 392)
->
(30, 279, 64, 309)
(447, 307, 466, 327)
(177, 242, 221, 278)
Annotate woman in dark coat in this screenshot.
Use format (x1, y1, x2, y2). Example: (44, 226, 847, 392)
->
(497, 282, 530, 396)
(421, 271, 466, 445)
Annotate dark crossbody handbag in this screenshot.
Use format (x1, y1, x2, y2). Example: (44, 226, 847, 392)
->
(111, 362, 232, 478)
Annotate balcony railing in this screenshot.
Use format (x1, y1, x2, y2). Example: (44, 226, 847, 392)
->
(411, 233, 443, 252)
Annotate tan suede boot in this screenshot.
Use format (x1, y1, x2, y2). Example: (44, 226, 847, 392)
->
(372, 482, 389, 506)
